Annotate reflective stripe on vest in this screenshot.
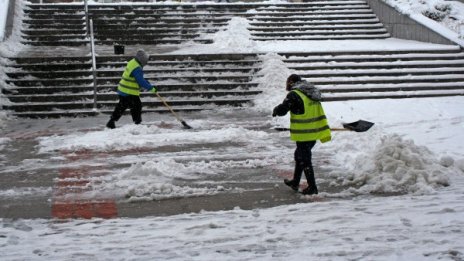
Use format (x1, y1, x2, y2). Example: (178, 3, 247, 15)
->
(290, 90, 332, 143)
(117, 59, 141, 96)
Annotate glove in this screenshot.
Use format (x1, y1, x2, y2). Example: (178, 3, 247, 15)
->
(150, 87, 157, 93)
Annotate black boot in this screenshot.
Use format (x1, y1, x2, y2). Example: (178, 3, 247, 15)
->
(302, 186, 318, 195)
(302, 166, 318, 195)
(106, 119, 116, 129)
(284, 179, 298, 191)
(284, 163, 304, 192)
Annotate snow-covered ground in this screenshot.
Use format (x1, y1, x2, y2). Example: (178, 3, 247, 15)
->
(1, 0, 464, 260)
(384, 0, 464, 45)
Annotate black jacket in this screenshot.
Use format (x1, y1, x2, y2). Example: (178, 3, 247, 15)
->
(273, 80, 322, 116)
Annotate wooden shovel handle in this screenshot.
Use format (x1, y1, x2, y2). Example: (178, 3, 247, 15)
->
(330, 128, 351, 131)
(155, 92, 182, 122)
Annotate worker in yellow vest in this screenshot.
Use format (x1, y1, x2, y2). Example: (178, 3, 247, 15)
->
(106, 49, 157, 129)
(272, 74, 331, 195)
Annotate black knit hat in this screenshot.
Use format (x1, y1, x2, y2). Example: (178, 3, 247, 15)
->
(287, 74, 301, 83)
(286, 74, 301, 90)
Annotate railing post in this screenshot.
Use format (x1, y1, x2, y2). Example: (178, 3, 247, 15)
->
(84, 0, 89, 36)
(90, 19, 98, 111)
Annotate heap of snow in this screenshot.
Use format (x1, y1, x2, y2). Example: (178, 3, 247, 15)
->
(0, 0, 26, 56)
(0, 0, 26, 124)
(211, 17, 257, 52)
(253, 52, 293, 113)
(326, 133, 452, 196)
(93, 160, 225, 202)
(37, 124, 270, 153)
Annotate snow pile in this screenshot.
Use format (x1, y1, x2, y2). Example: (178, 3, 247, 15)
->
(211, 17, 257, 52)
(328, 133, 452, 196)
(253, 52, 293, 113)
(37, 124, 270, 153)
(0, 0, 26, 56)
(0, 0, 8, 41)
(93, 160, 225, 201)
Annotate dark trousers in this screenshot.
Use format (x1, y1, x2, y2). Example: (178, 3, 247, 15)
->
(110, 95, 142, 124)
(292, 141, 317, 188)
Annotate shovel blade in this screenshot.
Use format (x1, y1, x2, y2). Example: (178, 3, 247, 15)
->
(342, 120, 374, 132)
(181, 120, 193, 129)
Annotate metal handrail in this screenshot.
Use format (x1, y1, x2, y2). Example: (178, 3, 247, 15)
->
(84, 0, 90, 36)
(89, 19, 98, 111)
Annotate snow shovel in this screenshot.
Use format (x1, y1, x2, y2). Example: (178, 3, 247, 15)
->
(155, 92, 192, 129)
(274, 120, 374, 132)
(340, 120, 374, 132)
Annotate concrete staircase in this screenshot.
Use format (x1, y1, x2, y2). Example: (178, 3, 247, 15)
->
(21, 1, 389, 46)
(281, 49, 464, 100)
(2, 1, 463, 118)
(3, 53, 262, 117)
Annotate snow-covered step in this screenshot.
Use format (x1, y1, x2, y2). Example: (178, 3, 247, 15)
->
(248, 24, 386, 31)
(8, 107, 205, 118)
(282, 51, 464, 62)
(5, 74, 255, 87)
(320, 82, 464, 93)
(96, 67, 260, 77)
(21, 1, 388, 46)
(298, 67, 464, 78)
(278, 49, 464, 99)
(3, 83, 260, 95)
(251, 28, 389, 37)
(22, 18, 85, 25)
(251, 13, 378, 22)
(3, 52, 263, 117)
(323, 89, 464, 101)
(249, 18, 382, 27)
(288, 60, 464, 70)
(3, 97, 257, 117)
(309, 75, 464, 85)
(5, 90, 262, 103)
(251, 33, 391, 41)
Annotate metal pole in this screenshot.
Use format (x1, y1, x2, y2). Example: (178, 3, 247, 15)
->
(84, 0, 89, 36)
(90, 19, 98, 111)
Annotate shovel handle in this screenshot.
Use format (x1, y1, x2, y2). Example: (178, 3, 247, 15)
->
(330, 128, 351, 131)
(155, 92, 182, 122)
(274, 127, 351, 132)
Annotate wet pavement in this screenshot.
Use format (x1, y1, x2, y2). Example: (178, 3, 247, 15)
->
(0, 109, 343, 219)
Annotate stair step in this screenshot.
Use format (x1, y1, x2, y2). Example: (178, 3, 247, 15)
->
(311, 76, 464, 85)
(5, 90, 262, 103)
(3, 83, 260, 95)
(252, 34, 391, 41)
(8, 107, 205, 118)
(323, 89, 464, 101)
(321, 82, 464, 93)
(4, 98, 255, 112)
(298, 68, 464, 78)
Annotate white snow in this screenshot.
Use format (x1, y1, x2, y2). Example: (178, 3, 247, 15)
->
(1, 186, 464, 260)
(0, 0, 8, 41)
(1, 0, 464, 260)
(384, 0, 464, 46)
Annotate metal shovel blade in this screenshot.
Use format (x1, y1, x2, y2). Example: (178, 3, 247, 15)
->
(342, 120, 374, 132)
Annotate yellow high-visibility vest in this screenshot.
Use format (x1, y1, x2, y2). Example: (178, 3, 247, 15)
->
(117, 59, 142, 96)
(290, 90, 332, 143)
